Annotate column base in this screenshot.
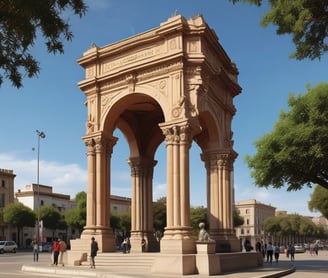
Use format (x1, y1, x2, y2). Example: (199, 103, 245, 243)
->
(160, 232, 196, 254)
(71, 228, 116, 253)
(129, 231, 160, 253)
(210, 230, 241, 252)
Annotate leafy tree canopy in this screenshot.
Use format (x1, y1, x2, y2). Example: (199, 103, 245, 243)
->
(264, 214, 324, 238)
(308, 185, 328, 218)
(65, 191, 86, 233)
(3, 202, 35, 227)
(39, 204, 63, 230)
(246, 83, 328, 191)
(153, 197, 166, 233)
(233, 207, 244, 227)
(0, 0, 87, 88)
(230, 0, 328, 60)
(190, 206, 207, 235)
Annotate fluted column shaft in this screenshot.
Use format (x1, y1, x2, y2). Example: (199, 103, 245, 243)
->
(161, 123, 192, 234)
(84, 138, 96, 229)
(83, 133, 117, 233)
(202, 151, 235, 235)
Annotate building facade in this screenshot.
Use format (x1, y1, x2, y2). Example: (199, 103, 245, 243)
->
(15, 184, 78, 247)
(234, 199, 276, 249)
(0, 168, 16, 241)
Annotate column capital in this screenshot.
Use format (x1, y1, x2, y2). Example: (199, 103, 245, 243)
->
(127, 156, 157, 177)
(201, 150, 237, 171)
(159, 122, 193, 146)
(83, 133, 118, 156)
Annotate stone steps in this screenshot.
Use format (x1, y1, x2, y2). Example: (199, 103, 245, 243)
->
(82, 252, 157, 272)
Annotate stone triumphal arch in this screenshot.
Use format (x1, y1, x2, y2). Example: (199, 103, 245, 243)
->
(70, 15, 243, 275)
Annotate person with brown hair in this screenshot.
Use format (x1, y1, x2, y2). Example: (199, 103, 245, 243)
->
(58, 239, 67, 266)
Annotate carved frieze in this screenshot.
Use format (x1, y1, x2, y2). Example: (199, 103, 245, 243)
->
(102, 47, 156, 74)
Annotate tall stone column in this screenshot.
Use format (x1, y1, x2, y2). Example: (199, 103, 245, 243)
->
(78, 133, 117, 252)
(83, 138, 96, 232)
(201, 151, 240, 252)
(159, 122, 194, 254)
(128, 157, 158, 252)
(152, 122, 196, 275)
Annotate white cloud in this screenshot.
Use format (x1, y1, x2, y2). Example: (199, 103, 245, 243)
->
(153, 182, 166, 201)
(0, 152, 87, 198)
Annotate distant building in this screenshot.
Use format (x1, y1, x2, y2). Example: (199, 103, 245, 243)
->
(16, 184, 75, 212)
(110, 195, 131, 215)
(0, 168, 16, 241)
(234, 199, 276, 249)
(15, 184, 78, 247)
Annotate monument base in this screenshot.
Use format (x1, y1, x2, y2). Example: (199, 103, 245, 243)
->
(195, 247, 263, 275)
(151, 254, 196, 275)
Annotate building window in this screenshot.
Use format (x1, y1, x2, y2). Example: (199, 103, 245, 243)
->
(247, 229, 250, 234)
(1, 180, 5, 188)
(246, 219, 250, 225)
(0, 193, 5, 207)
(40, 200, 44, 206)
(245, 209, 249, 214)
(241, 229, 244, 235)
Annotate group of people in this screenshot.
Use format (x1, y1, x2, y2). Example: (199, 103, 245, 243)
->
(52, 238, 67, 266)
(31, 238, 67, 266)
(254, 240, 296, 263)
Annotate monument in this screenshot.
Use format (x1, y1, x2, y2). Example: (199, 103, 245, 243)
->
(68, 14, 260, 275)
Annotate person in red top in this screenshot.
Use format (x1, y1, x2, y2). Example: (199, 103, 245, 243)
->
(52, 239, 60, 266)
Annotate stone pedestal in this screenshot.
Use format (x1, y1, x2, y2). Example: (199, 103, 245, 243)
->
(196, 242, 220, 275)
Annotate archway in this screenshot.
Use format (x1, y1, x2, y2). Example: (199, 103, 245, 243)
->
(70, 14, 242, 275)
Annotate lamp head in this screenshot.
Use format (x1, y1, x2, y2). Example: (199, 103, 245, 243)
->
(36, 130, 46, 138)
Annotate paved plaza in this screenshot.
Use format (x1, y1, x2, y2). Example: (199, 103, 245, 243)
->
(21, 250, 328, 278)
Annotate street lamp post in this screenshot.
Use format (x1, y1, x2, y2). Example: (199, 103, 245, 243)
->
(36, 130, 46, 249)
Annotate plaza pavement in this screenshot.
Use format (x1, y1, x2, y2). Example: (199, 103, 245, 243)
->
(21, 250, 328, 278)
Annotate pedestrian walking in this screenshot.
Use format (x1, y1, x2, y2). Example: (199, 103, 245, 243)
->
(314, 243, 319, 256)
(274, 243, 280, 263)
(31, 239, 39, 262)
(266, 242, 274, 264)
(289, 244, 295, 261)
(90, 237, 99, 269)
(52, 239, 60, 266)
(58, 239, 67, 266)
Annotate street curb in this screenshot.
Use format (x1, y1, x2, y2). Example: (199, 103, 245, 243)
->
(258, 266, 296, 278)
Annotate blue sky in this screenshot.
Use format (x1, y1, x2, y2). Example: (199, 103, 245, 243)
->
(0, 0, 327, 217)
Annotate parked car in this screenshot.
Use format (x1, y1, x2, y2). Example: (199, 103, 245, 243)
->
(0, 241, 17, 254)
(294, 243, 305, 253)
(40, 242, 52, 252)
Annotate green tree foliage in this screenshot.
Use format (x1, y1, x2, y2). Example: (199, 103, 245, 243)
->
(233, 207, 244, 227)
(153, 197, 166, 233)
(264, 214, 323, 239)
(110, 210, 121, 232)
(309, 185, 328, 218)
(64, 191, 86, 233)
(39, 205, 65, 231)
(230, 0, 328, 60)
(119, 210, 131, 236)
(3, 202, 36, 244)
(109, 210, 131, 237)
(190, 206, 207, 235)
(0, 0, 87, 88)
(246, 83, 328, 191)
